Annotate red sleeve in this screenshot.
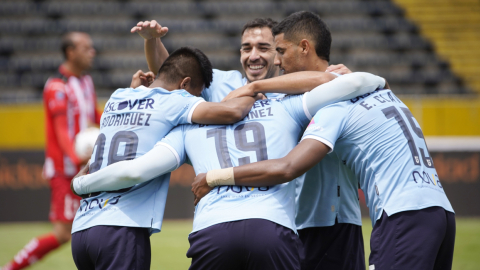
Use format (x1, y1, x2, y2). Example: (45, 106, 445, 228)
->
(44, 79, 81, 165)
(53, 114, 81, 166)
(44, 79, 68, 117)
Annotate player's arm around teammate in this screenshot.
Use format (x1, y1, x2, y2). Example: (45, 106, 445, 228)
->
(193, 138, 327, 204)
(71, 71, 384, 196)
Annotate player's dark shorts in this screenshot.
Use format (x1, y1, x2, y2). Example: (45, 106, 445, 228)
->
(187, 219, 303, 270)
(49, 176, 81, 222)
(369, 206, 455, 270)
(298, 219, 365, 270)
(71, 225, 151, 270)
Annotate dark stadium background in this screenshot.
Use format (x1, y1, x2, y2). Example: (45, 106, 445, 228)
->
(0, 0, 479, 269)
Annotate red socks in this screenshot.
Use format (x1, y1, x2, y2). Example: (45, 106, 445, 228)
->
(3, 233, 61, 270)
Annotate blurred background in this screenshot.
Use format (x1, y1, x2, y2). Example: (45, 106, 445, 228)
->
(0, 0, 479, 269)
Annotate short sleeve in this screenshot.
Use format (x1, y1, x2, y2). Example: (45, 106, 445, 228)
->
(166, 91, 205, 125)
(44, 79, 67, 116)
(301, 104, 349, 153)
(280, 94, 310, 128)
(157, 125, 187, 167)
(201, 69, 245, 102)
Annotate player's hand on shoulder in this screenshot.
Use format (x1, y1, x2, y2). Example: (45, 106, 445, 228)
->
(131, 20, 169, 40)
(131, 70, 155, 88)
(192, 173, 213, 206)
(221, 84, 255, 102)
(71, 162, 90, 196)
(326, 64, 352, 75)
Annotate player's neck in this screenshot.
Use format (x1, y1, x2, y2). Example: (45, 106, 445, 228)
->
(149, 80, 176, 91)
(62, 62, 84, 78)
(304, 58, 329, 73)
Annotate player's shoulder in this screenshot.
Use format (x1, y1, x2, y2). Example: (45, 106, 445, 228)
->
(213, 69, 243, 80)
(44, 72, 67, 93)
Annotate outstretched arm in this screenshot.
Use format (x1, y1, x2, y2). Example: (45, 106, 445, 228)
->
(191, 95, 260, 124)
(304, 72, 385, 117)
(131, 20, 169, 75)
(192, 139, 330, 204)
(72, 144, 179, 195)
(222, 71, 336, 101)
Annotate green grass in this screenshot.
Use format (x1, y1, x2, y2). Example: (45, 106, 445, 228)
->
(1, 218, 479, 269)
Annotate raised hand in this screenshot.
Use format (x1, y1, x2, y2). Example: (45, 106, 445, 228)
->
(326, 64, 352, 75)
(130, 70, 155, 88)
(131, 20, 169, 40)
(192, 173, 213, 206)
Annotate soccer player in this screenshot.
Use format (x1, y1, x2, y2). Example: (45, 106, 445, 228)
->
(2, 32, 100, 270)
(72, 70, 385, 269)
(70, 46, 262, 270)
(195, 15, 456, 270)
(221, 12, 367, 270)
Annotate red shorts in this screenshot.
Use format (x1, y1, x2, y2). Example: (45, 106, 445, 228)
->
(49, 176, 81, 222)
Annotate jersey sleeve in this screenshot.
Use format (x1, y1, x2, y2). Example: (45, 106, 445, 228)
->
(280, 94, 311, 128)
(301, 104, 349, 153)
(201, 69, 244, 102)
(157, 125, 187, 167)
(44, 79, 68, 116)
(303, 72, 385, 119)
(166, 91, 205, 125)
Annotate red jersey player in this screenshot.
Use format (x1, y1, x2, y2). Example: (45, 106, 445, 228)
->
(2, 32, 100, 270)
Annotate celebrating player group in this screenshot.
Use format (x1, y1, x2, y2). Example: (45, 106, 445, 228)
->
(7, 10, 454, 270)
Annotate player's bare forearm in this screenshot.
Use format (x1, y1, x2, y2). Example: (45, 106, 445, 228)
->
(191, 96, 258, 124)
(233, 139, 330, 186)
(145, 38, 168, 75)
(252, 71, 336, 94)
(222, 72, 336, 101)
(192, 139, 330, 204)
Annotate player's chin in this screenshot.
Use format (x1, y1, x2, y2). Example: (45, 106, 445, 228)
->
(246, 71, 267, 82)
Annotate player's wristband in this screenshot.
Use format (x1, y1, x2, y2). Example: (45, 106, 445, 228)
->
(206, 168, 235, 187)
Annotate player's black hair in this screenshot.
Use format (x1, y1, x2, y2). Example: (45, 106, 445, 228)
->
(61, 32, 77, 60)
(157, 46, 213, 89)
(272, 11, 331, 62)
(241, 18, 278, 35)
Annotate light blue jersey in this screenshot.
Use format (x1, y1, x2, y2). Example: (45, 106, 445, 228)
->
(202, 69, 284, 102)
(295, 151, 362, 229)
(71, 86, 204, 234)
(160, 96, 310, 233)
(302, 89, 454, 226)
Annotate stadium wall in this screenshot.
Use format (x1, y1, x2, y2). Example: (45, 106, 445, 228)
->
(1, 98, 479, 221)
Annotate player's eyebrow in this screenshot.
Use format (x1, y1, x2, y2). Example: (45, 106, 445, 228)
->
(241, 42, 271, 47)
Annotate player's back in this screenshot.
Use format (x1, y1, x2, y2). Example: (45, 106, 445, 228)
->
(72, 86, 204, 234)
(163, 95, 310, 233)
(313, 89, 454, 224)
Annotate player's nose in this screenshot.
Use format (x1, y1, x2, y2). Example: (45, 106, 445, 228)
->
(249, 48, 260, 61)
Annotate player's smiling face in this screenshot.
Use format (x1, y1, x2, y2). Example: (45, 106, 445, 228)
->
(274, 33, 303, 75)
(240, 27, 278, 82)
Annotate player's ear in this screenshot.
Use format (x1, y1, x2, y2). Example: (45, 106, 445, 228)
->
(299, 39, 310, 55)
(179, 77, 191, 90)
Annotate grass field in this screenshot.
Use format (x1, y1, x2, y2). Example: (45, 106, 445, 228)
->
(1, 218, 479, 269)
